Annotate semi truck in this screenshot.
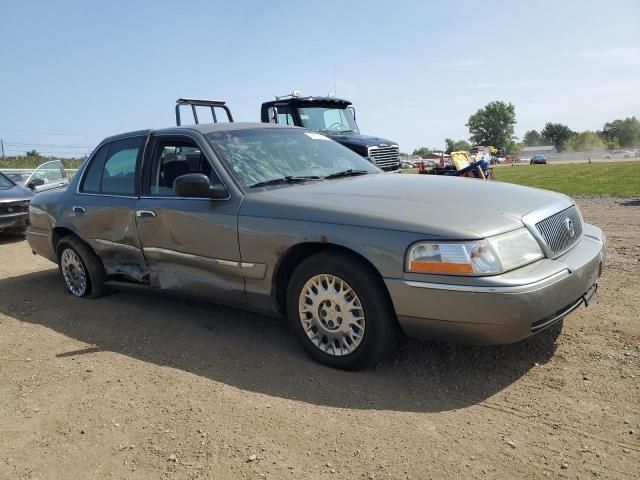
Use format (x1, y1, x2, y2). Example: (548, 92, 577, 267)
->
(260, 92, 401, 171)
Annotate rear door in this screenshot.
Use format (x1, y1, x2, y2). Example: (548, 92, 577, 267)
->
(134, 132, 245, 303)
(69, 135, 148, 282)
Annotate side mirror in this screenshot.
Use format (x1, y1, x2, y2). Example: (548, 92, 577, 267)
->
(27, 178, 45, 190)
(174, 173, 228, 199)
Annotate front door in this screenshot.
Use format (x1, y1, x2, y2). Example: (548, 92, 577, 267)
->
(134, 133, 245, 303)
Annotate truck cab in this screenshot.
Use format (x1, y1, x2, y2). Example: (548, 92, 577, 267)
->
(261, 92, 400, 171)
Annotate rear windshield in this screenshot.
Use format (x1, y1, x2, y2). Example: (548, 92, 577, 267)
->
(206, 128, 378, 189)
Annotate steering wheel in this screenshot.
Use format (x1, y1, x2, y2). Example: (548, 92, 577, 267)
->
(327, 122, 343, 130)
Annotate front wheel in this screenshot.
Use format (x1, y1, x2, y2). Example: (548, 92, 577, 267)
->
(286, 251, 398, 370)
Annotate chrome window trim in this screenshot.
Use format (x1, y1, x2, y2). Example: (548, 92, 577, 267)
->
(75, 192, 139, 200)
(138, 194, 231, 202)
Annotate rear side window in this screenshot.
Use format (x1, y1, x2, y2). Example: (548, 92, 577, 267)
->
(80, 137, 145, 195)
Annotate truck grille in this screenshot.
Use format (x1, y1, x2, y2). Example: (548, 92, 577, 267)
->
(368, 145, 400, 171)
(0, 201, 29, 215)
(535, 206, 582, 257)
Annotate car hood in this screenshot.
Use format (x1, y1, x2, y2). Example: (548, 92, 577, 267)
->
(240, 174, 569, 239)
(324, 132, 397, 148)
(0, 184, 33, 202)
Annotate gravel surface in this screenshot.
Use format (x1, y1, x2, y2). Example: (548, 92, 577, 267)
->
(0, 196, 638, 479)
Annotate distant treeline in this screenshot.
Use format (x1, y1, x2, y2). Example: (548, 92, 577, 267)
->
(0, 155, 84, 170)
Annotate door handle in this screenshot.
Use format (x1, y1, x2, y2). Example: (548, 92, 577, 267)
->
(72, 206, 86, 215)
(136, 210, 156, 218)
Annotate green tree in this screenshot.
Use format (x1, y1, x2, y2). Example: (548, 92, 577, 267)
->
(541, 123, 574, 151)
(505, 141, 523, 155)
(602, 116, 640, 148)
(25, 149, 40, 157)
(466, 101, 516, 150)
(564, 131, 606, 152)
(412, 147, 433, 157)
(522, 130, 543, 147)
(444, 138, 472, 154)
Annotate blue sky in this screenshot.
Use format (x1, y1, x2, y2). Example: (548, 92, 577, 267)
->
(1, 0, 639, 156)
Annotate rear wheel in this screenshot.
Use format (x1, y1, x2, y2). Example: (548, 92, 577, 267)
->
(56, 236, 106, 298)
(286, 251, 398, 370)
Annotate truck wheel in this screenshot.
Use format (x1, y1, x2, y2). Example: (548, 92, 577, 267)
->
(286, 251, 398, 370)
(56, 236, 107, 298)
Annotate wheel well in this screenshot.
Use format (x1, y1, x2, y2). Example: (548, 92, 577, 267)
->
(51, 227, 96, 261)
(273, 242, 394, 316)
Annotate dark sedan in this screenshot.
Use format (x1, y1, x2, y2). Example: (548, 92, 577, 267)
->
(530, 155, 547, 165)
(0, 171, 32, 234)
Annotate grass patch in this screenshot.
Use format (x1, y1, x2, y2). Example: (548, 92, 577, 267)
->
(493, 162, 640, 197)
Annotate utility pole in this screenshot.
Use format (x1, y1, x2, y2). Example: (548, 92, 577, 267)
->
(0, 138, 4, 158)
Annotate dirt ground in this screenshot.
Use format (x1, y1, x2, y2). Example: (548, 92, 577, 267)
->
(0, 196, 638, 480)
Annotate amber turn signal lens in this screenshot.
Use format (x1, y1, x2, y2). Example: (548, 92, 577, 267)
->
(409, 261, 474, 274)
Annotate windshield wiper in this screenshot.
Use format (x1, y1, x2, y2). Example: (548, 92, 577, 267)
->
(249, 175, 321, 188)
(324, 169, 370, 180)
(319, 128, 358, 134)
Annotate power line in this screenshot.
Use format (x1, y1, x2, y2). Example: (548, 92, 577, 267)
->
(3, 148, 89, 156)
(4, 142, 93, 149)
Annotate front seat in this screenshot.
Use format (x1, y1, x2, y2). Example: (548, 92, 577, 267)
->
(161, 159, 191, 190)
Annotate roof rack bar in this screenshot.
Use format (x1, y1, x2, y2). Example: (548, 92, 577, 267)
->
(191, 104, 199, 124)
(175, 98, 234, 126)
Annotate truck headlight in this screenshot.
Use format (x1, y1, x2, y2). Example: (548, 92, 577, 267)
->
(406, 229, 544, 275)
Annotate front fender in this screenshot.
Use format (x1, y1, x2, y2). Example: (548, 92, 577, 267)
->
(238, 216, 422, 312)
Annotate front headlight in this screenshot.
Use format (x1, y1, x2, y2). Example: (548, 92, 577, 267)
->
(406, 228, 544, 275)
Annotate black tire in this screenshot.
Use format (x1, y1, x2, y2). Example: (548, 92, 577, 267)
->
(286, 251, 398, 370)
(56, 235, 107, 298)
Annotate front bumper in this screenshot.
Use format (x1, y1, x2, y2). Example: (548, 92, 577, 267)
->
(0, 212, 28, 232)
(385, 223, 606, 345)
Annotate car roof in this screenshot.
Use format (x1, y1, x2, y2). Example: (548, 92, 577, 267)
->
(100, 122, 301, 144)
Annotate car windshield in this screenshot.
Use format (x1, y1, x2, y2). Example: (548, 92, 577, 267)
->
(0, 172, 15, 189)
(297, 106, 359, 134)
(206, 128, 378, 189)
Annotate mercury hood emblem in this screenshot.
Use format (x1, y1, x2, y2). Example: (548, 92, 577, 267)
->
(564, 217, 575, 238)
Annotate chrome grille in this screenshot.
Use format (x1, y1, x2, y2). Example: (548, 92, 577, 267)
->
(368, 145, 400, 170)
(0, 201, 29, 215)
(535, 206, 582, 257)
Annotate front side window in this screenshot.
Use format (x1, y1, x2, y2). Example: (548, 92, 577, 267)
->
(148, 138, 220, 196)
(206, 128, 378, 189)
(80, 137, 144, 195)
(298, 107, 359, 134)
(267, 106, 294, 126)
(27, 160, 66, 185)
